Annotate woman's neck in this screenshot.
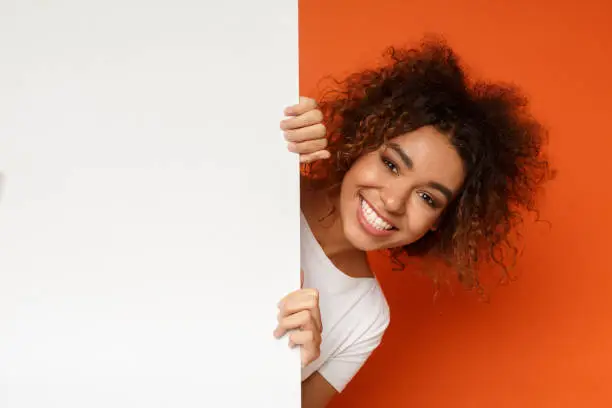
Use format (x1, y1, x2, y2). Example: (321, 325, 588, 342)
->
(301, 189, 358, 259)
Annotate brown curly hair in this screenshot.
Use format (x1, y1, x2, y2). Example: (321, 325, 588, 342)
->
(303, 37, 554, 293)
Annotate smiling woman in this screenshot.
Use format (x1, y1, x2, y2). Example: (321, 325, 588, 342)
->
(277, 36, 553, 407)
(338, 126, 466, 252)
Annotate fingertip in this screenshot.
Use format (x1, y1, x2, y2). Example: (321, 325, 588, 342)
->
(299, 151, 332, 164)
(300, 96, 317, 109)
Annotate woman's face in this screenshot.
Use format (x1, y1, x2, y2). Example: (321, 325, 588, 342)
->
(339, 126, 466, 252)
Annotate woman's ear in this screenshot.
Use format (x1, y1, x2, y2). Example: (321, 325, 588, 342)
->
(431, 213, 447, 231)
(431, 207, 453, 232)
(430, 219, 441, 231)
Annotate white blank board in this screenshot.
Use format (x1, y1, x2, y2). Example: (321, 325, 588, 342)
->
(0, 1, 300, 406)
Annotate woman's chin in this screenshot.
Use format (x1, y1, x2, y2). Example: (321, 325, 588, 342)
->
(345, 223, 422, 252)
(344, 224, 389, 252)
(351, 239, 380, 252)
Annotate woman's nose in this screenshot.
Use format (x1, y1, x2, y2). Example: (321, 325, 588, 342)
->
(380, 186, 407, 215)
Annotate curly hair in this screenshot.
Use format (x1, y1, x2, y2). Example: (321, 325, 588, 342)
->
(303, 36, 554, 293)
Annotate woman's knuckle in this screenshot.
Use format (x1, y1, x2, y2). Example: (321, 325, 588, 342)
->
(284, 129, 296, 141)
(309, 288, 319, 300)
(283, 117, 295, 128)
(305, 298, 316, 309)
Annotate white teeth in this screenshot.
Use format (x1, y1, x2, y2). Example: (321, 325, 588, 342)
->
(361, 199, 393, 231)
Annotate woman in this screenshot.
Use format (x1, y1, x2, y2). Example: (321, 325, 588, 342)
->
(274, 38, 551, 407)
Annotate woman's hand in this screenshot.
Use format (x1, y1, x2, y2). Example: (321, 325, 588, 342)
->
(274, 287, 322, 367)
(281, 97, 330, 163)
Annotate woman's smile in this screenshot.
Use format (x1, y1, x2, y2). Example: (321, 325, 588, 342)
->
(357, 195, 397, 237)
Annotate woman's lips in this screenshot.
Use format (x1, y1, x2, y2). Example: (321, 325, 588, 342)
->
(356, 196, 395, 237)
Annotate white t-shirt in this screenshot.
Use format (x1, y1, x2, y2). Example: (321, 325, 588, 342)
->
(300, 212, 390, 392)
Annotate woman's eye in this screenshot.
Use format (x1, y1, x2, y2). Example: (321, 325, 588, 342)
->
(382, 158, 399, 175)
(419, 192, 436, 208)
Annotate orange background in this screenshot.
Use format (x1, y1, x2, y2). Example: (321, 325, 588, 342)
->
(299, 1, 612, 407)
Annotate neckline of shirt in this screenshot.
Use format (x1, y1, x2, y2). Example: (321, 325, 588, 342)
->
(300, 211, 375, 284)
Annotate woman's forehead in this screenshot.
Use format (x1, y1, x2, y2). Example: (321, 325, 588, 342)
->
(390, 126, 456, 160)
(387, 127, 466, 186)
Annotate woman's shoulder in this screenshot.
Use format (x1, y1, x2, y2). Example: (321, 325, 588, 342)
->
(361, 280, 391, 331)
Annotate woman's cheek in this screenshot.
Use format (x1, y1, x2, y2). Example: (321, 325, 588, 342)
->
(405, 204, 439, 238)
(356, 164, 382, 185)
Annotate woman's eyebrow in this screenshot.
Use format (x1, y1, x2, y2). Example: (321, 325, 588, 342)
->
(387, 142, 413, 169)
(427, 181, 453, 202)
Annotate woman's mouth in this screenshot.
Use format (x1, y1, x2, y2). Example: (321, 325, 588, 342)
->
(357, 196, 397, 237)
